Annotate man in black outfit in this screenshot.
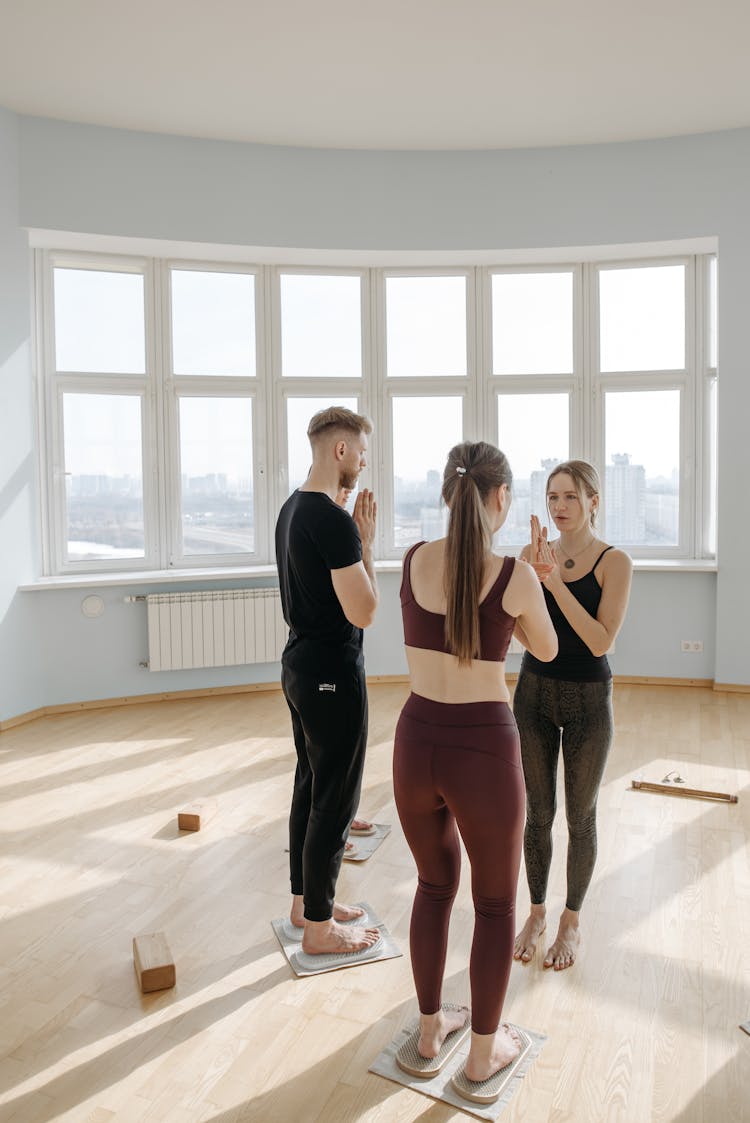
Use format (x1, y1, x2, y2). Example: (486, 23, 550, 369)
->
(275, 406, 380, 957)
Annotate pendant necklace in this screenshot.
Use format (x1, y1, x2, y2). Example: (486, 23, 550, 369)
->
(559, 536, 595, 570)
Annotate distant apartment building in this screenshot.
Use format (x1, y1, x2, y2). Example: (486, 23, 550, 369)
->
(530, 458, 562, 519)
(606, 453, 646, 541)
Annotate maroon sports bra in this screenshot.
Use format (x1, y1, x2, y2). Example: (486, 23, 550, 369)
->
(400, 541, 517, 662)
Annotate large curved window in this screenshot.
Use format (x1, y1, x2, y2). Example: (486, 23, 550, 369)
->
(36, 250, 716, 573)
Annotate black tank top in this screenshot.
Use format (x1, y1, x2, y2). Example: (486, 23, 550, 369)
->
(522, 546, 613, 682)
(401, 541, 517, 662)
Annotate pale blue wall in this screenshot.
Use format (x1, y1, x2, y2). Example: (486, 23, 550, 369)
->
(2, 114, 748, 718)
(0, 108, 42, 720)
(17, 117, 746, 251)
(365, 570, 718, 684)
(29, 578, 285, 709)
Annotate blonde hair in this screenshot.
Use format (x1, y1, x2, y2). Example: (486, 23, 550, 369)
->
(441, 442, 513, 666)
(546, 459, 600, 527)
(307, 406, 373, 445)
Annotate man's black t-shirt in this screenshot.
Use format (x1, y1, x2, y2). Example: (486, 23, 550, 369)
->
(275, 490, 364, 670)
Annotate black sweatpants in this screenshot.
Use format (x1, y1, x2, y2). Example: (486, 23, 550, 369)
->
(282, 659, 368, 922)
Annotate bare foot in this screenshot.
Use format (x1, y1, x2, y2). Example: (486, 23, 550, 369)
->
(332, 902, 366, 922)
(513, 909, 546, 963)
(350, 818, 373, 832)
(544, 910, 580, 970)
(417, 1005, 469, 1059)
(464, 1023, 521, 1082)
(289, 896, 365, 929)
(301, 920, 381, 955)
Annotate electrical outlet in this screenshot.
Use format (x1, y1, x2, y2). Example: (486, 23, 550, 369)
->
(680, 640, 704, 653)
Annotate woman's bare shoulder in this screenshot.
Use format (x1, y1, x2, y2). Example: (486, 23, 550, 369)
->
(408, 538, 446, 578)
(504, 555, 537, 595)
(600, 545, 632, 568)
(598, 545, 633, 581)
(410, 538, 445, 561)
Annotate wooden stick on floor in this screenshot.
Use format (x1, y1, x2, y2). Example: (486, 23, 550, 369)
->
(631, 780, 738, 803)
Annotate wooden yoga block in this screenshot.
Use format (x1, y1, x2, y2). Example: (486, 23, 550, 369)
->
(133, 932, 176, 993)
(177, 797, 218, 831)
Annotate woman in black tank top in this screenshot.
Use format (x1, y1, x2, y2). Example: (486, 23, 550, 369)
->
(512, 460, 633, 972)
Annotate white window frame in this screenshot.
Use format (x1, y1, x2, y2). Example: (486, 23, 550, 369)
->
(34, 248, 716, 576)
(698, 254, 717, 558)
(377, 267, 477, 558)
(591, 256, 695, 558)
(37, 250, 160, 574)
(163, 259, 267, 568)
(483, 264, 581, 527)
(269, 264, 373, 548)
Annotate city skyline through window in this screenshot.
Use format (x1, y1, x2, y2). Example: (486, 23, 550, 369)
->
(179, 397, 254, 555)
(63, 392, 145, 560)
(40, 252, 715, 572)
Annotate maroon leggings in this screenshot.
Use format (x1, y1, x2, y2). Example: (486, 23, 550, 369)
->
(393, 693, 525, 1035)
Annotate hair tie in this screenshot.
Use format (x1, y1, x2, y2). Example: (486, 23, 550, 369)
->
(455, 466, 467, 476)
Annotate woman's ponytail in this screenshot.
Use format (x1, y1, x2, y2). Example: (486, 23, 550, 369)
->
(441, 442, 512, 665)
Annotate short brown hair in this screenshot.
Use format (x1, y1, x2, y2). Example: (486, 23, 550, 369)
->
(307, 406, 373, 444)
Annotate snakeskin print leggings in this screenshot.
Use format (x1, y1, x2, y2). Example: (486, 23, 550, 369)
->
(512, 670, 613, 912)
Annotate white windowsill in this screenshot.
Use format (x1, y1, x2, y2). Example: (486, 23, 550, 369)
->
(18, 556, 717, 592)
(628, 559, 717, 573)
(19, 565, 279, 591)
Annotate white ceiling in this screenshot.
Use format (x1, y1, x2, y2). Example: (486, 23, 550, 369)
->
(1, 0, 749, 151)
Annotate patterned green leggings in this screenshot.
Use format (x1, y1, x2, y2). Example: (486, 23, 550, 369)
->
(512, 670, 613, 912)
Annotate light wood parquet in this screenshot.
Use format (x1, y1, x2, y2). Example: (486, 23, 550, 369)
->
(0, 683, 748, 1122)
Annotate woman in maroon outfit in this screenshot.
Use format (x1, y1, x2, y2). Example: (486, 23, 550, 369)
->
(393, 441, 557, 1101)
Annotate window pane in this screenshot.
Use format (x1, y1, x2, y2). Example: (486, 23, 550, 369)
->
(393, 396, 462, 548)
(492, 272, 573, 374)
(286, 397, 358, 494)
(63, 393, 144, 560)
(599, 265, 685, 372)
(709, 256, 717, 369)
(179, 398, 254, 554)
(386, 276, 467, 377)
(281, 275, 361, 377)
(54, 268, 145, 374)
(605, 390, 680, 547)
(171, 270, 255, 376)
(495, 393, 570, 549)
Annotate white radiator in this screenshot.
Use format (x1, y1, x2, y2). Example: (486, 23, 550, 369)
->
(146, 589, 287, 671)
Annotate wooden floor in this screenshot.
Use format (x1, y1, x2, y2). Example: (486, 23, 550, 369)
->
(0, 682, 748, 1123)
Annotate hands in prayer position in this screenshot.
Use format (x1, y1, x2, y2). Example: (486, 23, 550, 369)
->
(528, 515, 558, 584)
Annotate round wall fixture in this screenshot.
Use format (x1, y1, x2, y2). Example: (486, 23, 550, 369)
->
(81, 594, 105, 618)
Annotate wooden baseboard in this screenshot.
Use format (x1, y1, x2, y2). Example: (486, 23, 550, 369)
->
(0, 680, 284, 732)
(613, 675, 714, 689)
(3, 672, 748, 732)
(0, 706, 49, 731)
(372, 673, 719, 689)
(365, 674, 410, 684)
